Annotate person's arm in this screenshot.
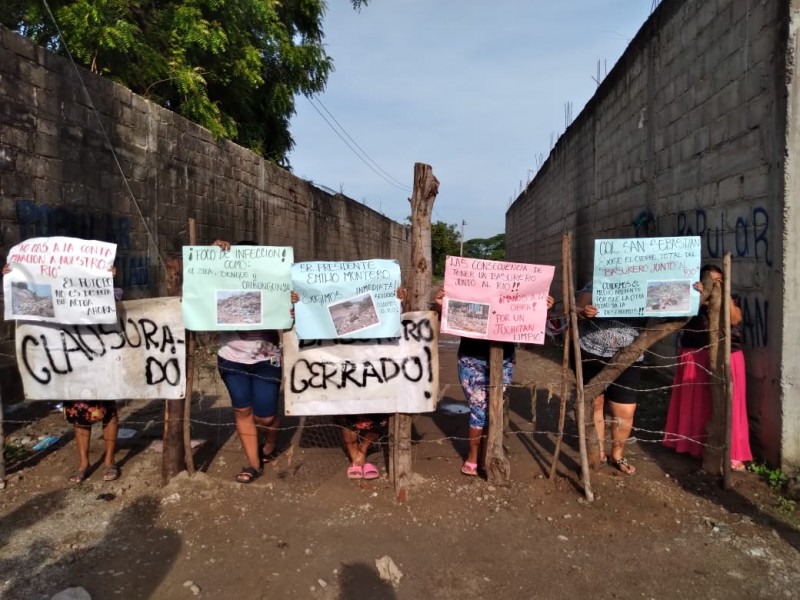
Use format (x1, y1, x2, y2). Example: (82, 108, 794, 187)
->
(546, 295, 554, 310)
(397, 286, 407, 313)
(575, 290, 598, 318)
(212, 239, 231, 251)
(2, 264, 10, 275)
(433, 287, 444, 316)
(730, 298, 743, 326)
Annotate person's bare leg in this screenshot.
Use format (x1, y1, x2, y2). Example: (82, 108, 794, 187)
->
(466, 426, 483, 466)
(609, 400, 637, 474)
(234, 407, 261, 470)
(356, 431, 378, 465)
(74, 425, 91, 471)
(342, 427, 361, 464)
(593, 394, 607, 462)
(102, 414, 119, 467)
(255, 415, 278, 457)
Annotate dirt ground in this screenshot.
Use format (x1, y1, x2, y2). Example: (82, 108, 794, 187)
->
(2, 336, 799, 600)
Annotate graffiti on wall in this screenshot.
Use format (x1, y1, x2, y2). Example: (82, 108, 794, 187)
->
(675, 207, 772, 266)
(15, 200, 149, 288)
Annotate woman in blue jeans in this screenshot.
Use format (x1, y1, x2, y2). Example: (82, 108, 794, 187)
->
(213, 239, 283, 483)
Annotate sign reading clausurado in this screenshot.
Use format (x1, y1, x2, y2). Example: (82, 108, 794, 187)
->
(3, 236, 117, 324)
(283, 311, 439, 415)
(591, 236, 702, 318)
(181, 244, 294, 331)
(440, 256, 555, 344)
(15, 297, 185, 400)
(291, 259, 402, 340)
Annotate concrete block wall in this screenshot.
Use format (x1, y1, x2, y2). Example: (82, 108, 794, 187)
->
(506, 0, 797, 468)
(0, 26, 412, 399)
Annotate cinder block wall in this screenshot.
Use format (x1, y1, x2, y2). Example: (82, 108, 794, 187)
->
(506, 0, 797, 468)
(0, 27, 411, 349)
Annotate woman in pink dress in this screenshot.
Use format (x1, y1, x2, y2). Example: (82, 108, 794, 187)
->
(662, 265, 752, 470)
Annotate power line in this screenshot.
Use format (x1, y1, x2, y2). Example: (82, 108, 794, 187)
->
(305, 96, 411, 193)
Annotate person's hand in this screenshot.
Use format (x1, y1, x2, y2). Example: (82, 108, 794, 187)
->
(109, 266, 117, 276)
(290, 290, 299, 304)
(397, 287, 406, 301)
(2, 264, 10, 275)
(434, 287, 445, 306)
(212, 239, 231, 252)
(546, 295, 554, 310)
(583, 304, 599, 318)
(692, 281, 704, 293)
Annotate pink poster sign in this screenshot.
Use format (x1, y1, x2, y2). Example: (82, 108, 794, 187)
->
(441, 256, 555, 344)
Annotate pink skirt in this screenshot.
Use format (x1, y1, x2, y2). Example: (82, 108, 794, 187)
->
(662, 348, 752, 462)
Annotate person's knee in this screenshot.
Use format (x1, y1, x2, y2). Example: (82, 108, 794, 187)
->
(254, 415, 277, 426)
(235, 407, 254, 419)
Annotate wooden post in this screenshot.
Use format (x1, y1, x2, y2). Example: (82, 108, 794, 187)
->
(703, 270, 725, 475)
(162, 227, 188, 483)
(486, 343, 510, 485)
(550, 234, 571, 480)
(565, 234, 593, 501)
(183, 219, 197, 476)
(391, 162, 438, 499)
(722, 253, 733, 488)
(0, 387, 6, 490)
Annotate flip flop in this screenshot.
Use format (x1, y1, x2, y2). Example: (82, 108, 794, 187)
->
(68, 469, 87, 485)
(347, 464, 364, 479)
(236, 466, 261, 484)
(731, 461, 747, 472)
(461, 461, 478, 476)
(102, 465, 120, 482)
(608, 456, 636, 475)
(362, 463, 380, 480)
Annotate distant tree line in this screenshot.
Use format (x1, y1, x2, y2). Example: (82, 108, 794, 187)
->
(431, 221, 505, 277)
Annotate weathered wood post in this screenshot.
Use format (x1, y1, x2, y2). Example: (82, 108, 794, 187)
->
(550, 233, 571, 480)
(0, 387, 6, 490)
(183, 219, 197, 476)
(703, 269, 725, 475)
(391, 162, 438, 499)
(485, 343, 510, 485)
(722, 253, 733, 488)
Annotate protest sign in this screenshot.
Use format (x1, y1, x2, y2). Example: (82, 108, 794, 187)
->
(283, 311, 439, 415)
(291, 259, 401, 339)
(440, 257, 555, 344)
(16, 297, 185, 400)
(182, 244, 294, 331)
(3, 237, 117, 324)
(591, 236, 702, 317)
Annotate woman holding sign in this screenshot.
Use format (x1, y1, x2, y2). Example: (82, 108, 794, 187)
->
(213, 240, 283, 484)
(662, 265, 752, 470)
(575, 281, 646, 475)
(435, 288, 554, 476)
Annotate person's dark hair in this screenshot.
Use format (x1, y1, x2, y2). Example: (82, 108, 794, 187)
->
(700, 264, 723, 277)
(235, 240, 258, 246)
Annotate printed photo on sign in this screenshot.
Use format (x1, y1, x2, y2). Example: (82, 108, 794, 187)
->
(11, 282, 55, 318)
(3, 236, 118, 325)
(328, 292, 380, 336)
(444, 299, 489, 335)
(216, 290, 263, 325)
(645, 279, 692, 314)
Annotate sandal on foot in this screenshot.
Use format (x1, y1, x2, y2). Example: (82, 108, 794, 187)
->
(347, 464, 364, 480)
(362, 463, 379, 480)
(731, 461, 746, 472)
(102, 465, 120, 482)
(68, 469, 87, 485)
(236, 466, 261, 484)
(608, 456, 636, 475)
(461, 461, 478, 476)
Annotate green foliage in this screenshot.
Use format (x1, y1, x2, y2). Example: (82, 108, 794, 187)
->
(431, 221, 460, 277)
(463, 233, 505, 260)
(748, 462, 788, 491)
(1, 0, 368, 165)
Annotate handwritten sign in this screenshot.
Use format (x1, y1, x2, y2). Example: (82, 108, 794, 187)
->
(283, 311, 439, 415)
(592, 236, 702, 317)
(441, 256, 555, 344)
(291, 259, 401, 339)
(3, 237, 117, 324)
(181, 245, 294, 331)
(15, 297, 185, 400)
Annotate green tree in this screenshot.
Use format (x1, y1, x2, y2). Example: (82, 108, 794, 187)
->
(431, 221, 460, 277)
(1, 0, 367, 165)
(463, 233, 505, 260)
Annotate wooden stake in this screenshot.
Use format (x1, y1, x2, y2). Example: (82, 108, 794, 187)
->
(722, 253, 733, 489)
(550, 234, 571, 480)
(486, 343, 510, 485)
(703, 269, 725, 475)
(183, 219, 197, 476)
(391, 162, 438, 499)
(0, 386, 6, 490)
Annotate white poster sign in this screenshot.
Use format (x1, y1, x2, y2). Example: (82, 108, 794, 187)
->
(15, 297, 185, 400)
(283, 311, 439, 415)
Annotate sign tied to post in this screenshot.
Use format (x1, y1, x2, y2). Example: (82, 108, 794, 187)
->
(440, 256, 555, 344)
(592, 236, 702, 317)
(3, 236, 117, 325)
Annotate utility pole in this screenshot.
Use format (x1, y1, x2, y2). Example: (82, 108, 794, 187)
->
(459, 220, 467, 256)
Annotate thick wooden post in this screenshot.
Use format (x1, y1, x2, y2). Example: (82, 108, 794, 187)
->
(391, 162, 438, 499)
(486, 343, 510, 485)
(722, 253, 733, 488)
(0, 387, 6, 490)
(550, 234, 571, 480)
(183, 220, 197, 476)
(703, 271, 725, 474)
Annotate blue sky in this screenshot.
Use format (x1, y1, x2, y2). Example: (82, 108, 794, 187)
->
(289, 1, 655, 240)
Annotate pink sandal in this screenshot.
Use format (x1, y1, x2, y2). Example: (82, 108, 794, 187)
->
(347, 464, 363, 479)
(461, 461, 478, 476)
(362, 463, 380, 480)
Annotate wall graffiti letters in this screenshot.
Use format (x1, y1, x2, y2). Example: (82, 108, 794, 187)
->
(676, 207, 772, 266)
